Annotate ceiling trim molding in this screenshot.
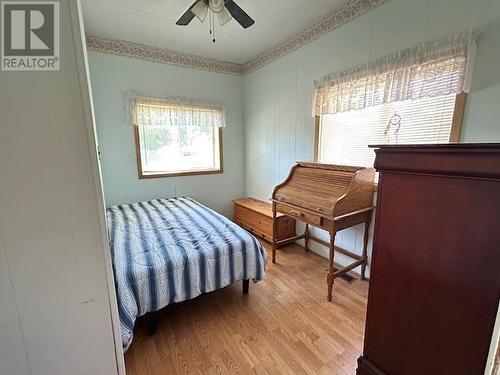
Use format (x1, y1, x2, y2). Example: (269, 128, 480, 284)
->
(242, 0, 387, 74)
(85, 0, 387, 76)
(85, 34, 243, 75)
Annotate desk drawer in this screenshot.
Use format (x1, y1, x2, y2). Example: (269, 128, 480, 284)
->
(276, 204, 322, 226)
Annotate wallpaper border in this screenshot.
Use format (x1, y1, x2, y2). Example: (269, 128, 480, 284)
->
(85, 0, 387, 76)
(85, 34, 243, 75)
(242, 0, 387, 73)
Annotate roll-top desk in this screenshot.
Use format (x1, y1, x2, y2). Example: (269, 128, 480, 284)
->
(271, 162, 375, 301)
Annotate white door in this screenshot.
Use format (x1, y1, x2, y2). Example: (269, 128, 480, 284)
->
(0, 0, 122, 373)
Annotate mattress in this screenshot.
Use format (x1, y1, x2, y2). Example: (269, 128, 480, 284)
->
(106, 197, 267, 349)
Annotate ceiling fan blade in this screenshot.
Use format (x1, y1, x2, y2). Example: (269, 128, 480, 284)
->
(217, 6, 232, 26)
(176, 0, 200, 25)
(224, 0, 255, 29)
(191, 0, 209, 22)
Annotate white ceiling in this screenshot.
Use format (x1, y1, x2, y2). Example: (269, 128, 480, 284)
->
(81, 0, 348, 64)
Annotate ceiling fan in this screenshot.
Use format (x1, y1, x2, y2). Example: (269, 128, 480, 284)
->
(176, 0, 255, 42)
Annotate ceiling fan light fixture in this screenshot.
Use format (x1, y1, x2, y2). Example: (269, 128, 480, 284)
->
(209, 0, 225, 13)
(217, 7, 232, 26)
(191, 0, 208, 22)
(175, 0, 255, 41)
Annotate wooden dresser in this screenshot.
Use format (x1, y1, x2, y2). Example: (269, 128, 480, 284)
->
(233, 198, 296, 243)
(357, 144, 500, 375)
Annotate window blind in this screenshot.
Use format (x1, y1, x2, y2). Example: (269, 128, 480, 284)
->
(318, 94, 457, 168)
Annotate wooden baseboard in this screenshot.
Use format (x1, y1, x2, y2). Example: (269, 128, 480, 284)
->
(356, 356, 387, 375)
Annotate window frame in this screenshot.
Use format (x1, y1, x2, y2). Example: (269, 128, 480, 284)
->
(313, 93, 467, 163)
(133, 123, 224, 180)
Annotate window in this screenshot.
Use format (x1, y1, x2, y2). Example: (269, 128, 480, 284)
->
(315, 93, 466, 168)
(313, 32, 475, 170)
(133, 99, 223, 178)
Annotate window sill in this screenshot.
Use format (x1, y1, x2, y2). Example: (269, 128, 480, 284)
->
(139, 168, 223, 179)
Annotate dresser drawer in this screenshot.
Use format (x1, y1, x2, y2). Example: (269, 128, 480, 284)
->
(276, 203, 322, 226)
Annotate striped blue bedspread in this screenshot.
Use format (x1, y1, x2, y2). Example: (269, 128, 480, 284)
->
(107, 197, 267, 350)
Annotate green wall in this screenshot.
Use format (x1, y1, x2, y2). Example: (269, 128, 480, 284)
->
(88, 0, 500, 267)
(462, 18, 500, 141)
(88, 52, 244, 216)
(243, 0, 500, 200)
(242, 0, 500, 271)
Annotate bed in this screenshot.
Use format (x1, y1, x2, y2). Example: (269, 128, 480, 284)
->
(107, 197, 268, 350)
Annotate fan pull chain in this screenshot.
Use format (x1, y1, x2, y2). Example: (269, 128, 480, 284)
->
(212, 12, 216, 43)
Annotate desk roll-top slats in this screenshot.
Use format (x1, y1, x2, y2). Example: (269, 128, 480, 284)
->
(273, 162, 375, 218)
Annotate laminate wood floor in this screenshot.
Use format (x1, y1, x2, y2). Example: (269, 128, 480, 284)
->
(125, 242, 369, 375)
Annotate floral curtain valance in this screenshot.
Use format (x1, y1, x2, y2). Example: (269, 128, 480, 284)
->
(128, 91, 226, 128)
(312, 31, 479, 116)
